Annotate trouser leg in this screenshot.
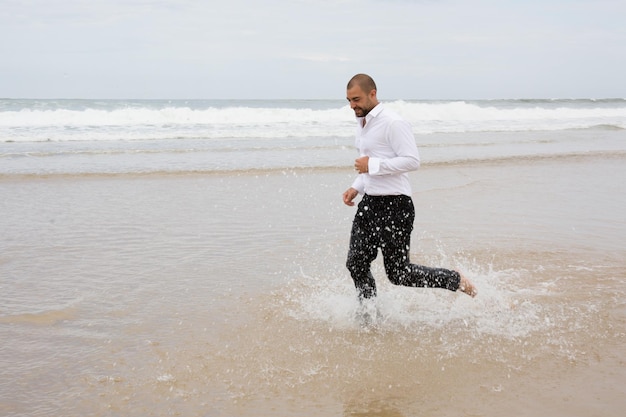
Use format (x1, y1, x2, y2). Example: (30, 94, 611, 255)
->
(346, 199, 378, 299)
(381, 196, 461, 291)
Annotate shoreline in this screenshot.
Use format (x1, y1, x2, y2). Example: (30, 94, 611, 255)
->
(1, 150, 624, 181)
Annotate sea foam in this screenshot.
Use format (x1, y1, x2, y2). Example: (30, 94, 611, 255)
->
(1, 99, 625, 142)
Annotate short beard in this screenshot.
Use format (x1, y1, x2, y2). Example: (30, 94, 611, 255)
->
(355, 106, 372, 117)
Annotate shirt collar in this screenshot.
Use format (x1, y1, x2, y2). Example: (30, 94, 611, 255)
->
(369, 102, 383, 118)
(358, 102, 383, 124)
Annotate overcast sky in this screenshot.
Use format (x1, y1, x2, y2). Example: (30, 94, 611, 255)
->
(2, 0, 625, 100)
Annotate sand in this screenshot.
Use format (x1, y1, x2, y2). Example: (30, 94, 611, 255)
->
(1, 154, 625, 416)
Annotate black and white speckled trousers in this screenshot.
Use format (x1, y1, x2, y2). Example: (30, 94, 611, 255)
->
(346, 194, 461, 299)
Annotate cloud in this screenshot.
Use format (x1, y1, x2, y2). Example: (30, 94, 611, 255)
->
(296, 55, 351, 63)
(1, 0, 625, 99)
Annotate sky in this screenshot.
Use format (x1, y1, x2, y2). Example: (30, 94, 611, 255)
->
(1, 0, 625, 100)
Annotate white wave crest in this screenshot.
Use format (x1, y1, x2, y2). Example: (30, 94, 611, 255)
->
(1, 99, 625, 142)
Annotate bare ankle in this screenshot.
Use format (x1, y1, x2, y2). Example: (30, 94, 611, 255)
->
(458, 272, 477, 298)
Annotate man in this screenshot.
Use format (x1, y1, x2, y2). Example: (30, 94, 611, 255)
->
(343, 73, 477, 300)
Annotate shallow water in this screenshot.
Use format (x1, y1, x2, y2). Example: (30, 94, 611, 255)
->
(1, 155, 625, 416)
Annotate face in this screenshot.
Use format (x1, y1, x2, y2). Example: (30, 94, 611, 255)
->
(346, 85, 378, 118)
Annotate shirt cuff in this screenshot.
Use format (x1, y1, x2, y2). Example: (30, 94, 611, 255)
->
(368, 157, 380, 175)
(351, 176, 365, 194)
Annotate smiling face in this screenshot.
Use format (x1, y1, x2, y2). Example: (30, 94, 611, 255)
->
(346, 84, 379, 118)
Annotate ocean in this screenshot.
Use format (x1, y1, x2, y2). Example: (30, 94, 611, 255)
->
(1, 98, 625, 175)
(1, 98, 625, 416)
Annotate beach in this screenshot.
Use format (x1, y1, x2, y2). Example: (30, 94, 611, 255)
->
(1, 99, 625, 416)
(2, 156, 625, 416)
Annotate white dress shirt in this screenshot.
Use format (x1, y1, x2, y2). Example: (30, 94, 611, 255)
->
(351, 103, 421, 196)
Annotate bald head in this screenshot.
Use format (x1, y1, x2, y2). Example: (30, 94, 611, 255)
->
(346, 73, 379, 118)
(347, 74, 377, 94)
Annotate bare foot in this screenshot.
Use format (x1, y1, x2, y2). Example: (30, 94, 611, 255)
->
(458, 272, 477, 298)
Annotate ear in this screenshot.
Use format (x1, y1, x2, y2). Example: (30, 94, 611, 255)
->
(369, 89, 377, 99)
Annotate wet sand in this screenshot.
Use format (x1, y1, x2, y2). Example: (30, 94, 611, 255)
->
(1, 154, 625, 416)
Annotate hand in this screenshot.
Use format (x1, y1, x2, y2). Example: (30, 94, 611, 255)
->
(354, 156, 369, 174)
(342, 187, 359, 206)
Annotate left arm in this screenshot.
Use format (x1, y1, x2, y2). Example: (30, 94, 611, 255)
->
(368, 120, 420, 175)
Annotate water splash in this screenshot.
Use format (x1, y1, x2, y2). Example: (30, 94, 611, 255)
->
(283, 261, 546, 339)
